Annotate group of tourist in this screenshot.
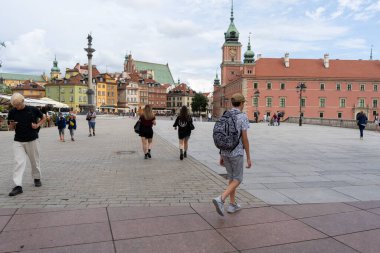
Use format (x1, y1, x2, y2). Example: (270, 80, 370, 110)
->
(136, 104, 194, 160)
(6, 91, 377, 218)
(135, 93, 251, 215)
(263, 112, 283, 126)
(56, 107, 97, 141)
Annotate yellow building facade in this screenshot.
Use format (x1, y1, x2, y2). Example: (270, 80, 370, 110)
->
(96, 73, 118, 112)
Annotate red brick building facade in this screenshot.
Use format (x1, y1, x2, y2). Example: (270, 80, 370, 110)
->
(213, 6, 380, 121)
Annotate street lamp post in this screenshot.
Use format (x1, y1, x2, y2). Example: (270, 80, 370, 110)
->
(296, 82, 307, 126)
(254, 90, 260, 123)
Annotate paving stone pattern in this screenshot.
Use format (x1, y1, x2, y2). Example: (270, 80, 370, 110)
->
(0, 116, 262, 208)
(1, 116, 380, 252)
(154, 119, 380, 204)
(1, 202, 380, 252)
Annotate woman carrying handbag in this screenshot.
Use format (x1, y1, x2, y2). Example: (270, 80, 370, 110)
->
(139, 105, 156, 159)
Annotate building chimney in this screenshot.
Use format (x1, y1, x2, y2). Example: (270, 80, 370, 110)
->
(284, 53, 290, 68)
(324, 53, 329, 68)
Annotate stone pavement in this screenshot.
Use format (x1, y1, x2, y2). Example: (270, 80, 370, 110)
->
(1, 201, 380, 252)
(1, 116, 380, 252)
(0, 116, 261, 208)
(155, 119, 380, 204)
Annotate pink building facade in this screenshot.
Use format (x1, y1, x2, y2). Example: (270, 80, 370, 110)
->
(213, 6, 380, 121)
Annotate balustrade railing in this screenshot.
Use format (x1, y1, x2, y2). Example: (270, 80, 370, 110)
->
(285, 117, 378, 131)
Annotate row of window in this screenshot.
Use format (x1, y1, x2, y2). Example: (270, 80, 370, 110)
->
(60, 96, 87, 103)
(97, 99, 116, 104)
(254, 97, 379, 108)
(97, 84, 116, 89)
(47, 88, 88, 94)
(167, 97, 195, 101)
(167, 102, 191, 107)
(256, 82, 379, 91)
(97, 91, 115, 96)
(148, 95, 166, 98)
(148, 89, 166, 94)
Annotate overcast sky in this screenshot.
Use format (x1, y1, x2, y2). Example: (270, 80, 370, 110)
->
(0, 0, 379, 92)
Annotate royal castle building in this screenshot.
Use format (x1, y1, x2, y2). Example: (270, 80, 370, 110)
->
(213, 4, 380, 121)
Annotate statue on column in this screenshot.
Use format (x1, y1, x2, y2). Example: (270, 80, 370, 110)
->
(87, 34, 92, 46)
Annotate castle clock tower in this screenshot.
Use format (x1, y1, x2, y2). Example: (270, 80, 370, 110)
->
(221, 0, 242, 86)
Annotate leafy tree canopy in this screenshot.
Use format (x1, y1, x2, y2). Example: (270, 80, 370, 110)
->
(191, 93, 208, 115)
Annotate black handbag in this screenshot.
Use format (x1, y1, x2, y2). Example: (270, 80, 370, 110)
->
(134, 120, 141, 134)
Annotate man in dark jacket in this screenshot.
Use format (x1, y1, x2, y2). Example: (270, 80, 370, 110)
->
(356, 111, 368, 140)
(7, 93, 46, 196)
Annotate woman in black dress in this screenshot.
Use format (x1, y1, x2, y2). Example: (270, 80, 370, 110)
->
(173, 106, 194, 160)
(139, 105, 156, 159)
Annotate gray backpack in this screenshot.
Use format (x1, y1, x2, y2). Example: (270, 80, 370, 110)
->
(213, 110, 241, 152)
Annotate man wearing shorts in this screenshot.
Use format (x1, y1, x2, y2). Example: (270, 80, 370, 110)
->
(87, 108, 96, 137)
(213, 93, 252, 216)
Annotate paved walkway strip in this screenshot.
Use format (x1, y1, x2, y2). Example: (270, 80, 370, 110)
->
(0, 201, 380, 252)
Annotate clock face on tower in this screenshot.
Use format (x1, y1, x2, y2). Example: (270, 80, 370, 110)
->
(229, 48, 237, 57)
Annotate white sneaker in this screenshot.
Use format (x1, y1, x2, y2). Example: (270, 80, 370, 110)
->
(227, 203, 241, 213)
(212, 196, 224, 216)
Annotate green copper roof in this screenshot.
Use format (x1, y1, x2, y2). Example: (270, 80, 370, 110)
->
(0, 73, 46, 82)
(225, 22, 239, 42)
(51, 56, 60, 72)
(214, 73, 220, 86)
(134, 61, 175, 84)
(244, 36, 255, 63)
(225, 0, 239, 43)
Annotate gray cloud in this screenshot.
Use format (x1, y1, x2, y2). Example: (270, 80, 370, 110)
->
(0, 0, 378, 92)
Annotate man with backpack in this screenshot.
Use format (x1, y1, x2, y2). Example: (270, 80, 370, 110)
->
(212, 93, 251, 216)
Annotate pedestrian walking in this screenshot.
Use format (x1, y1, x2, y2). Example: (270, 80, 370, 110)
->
(374, 113, 379, 132)
(356, 111, 368, 140)
(212, 93, 251, 216)
(56, 113, 67, 142)
(7, 93, 46, 196)
(273, 113, 278, 126)
(139, 105, 156, 159)
(86, 108, 96, 137)
(173, 106, 194, 160)
(67, 114, 77, 141)
(254, 111, 259, 123)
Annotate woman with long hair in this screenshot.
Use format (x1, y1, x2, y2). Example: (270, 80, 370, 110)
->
(173, 106, 194, 160)
(139, 105, 156, 159)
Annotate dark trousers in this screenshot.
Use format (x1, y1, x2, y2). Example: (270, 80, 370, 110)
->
(359, 125, 365, 137)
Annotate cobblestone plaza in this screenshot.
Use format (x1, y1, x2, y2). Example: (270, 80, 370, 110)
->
(0, 116, 380, 252)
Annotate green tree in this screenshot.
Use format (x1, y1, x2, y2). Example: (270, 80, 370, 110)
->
(191, 93, 208, 116)
(0, 84, 11, 95)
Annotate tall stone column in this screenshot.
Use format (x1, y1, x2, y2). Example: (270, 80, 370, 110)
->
(84, 34, 96, 107)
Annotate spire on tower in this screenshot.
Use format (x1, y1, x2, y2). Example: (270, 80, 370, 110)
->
(244, 33, 255, 63)
(248, 32, 252, 50)
(230, 0, 234, 22)
(224, 0, 240, 43)
(370, 45, 373, 60)
(214, 69, 220, 86)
